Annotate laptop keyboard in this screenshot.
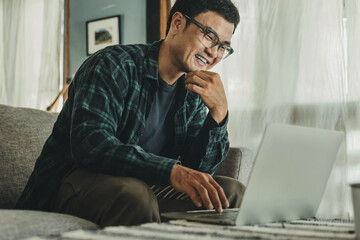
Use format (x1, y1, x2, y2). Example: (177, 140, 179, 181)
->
(194, 210, 239, 220)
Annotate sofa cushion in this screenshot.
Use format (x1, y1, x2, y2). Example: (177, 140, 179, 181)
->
(214, 147, 253, 186)
(214, 147, 242, 179)
(0, 210, 99, 240)
(0, 104, 58, 208)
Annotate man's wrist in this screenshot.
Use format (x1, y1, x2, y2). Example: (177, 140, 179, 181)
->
(208, 111, 228, 127)
(209, 108, 228, 125)
(170, 163, 184, 188)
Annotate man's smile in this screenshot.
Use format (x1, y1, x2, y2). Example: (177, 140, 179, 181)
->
(195, 54, 208, 64)
(195, 54, 213, 67)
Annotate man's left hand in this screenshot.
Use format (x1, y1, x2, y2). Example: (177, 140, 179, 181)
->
(185, 71, 228, 125)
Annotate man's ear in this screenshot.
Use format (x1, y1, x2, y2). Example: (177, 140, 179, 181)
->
(170, 12, 185, 35)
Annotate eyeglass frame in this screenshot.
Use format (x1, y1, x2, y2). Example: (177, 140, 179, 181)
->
(183, 14, 234, 59)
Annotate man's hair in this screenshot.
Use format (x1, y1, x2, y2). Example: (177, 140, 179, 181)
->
(166, 0, 240, 36)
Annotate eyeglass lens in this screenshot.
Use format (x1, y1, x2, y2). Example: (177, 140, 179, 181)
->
(202, 32, 231, 59)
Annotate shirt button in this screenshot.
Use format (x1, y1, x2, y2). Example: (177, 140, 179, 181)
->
(139, 131, 144, 137)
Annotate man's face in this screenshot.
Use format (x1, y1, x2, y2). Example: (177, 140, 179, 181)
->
(171, 11, 235, 73)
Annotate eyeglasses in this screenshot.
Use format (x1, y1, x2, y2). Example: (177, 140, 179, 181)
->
(184, 14, 234, 59)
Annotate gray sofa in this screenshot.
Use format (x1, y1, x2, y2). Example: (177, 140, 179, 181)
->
(0, 103, 253, 240)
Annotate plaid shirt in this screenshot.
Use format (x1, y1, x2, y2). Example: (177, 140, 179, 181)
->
(16, 41, 229, 210)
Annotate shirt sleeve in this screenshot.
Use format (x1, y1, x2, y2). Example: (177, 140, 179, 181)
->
(68, 54, 180, 186)
(179, 100, 230, 174)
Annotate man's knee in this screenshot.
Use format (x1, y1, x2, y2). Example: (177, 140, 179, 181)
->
(97, 177, 160, 226)
(214, 176, 245, 208)
(49, 167, 161, 227)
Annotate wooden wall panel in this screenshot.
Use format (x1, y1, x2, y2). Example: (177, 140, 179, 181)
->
(160, 0, 171, 39)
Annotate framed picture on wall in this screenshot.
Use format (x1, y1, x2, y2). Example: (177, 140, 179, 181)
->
(86, 15, 121, 55)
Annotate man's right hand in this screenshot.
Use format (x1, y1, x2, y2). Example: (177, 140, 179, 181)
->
(170, 164, 229, 213)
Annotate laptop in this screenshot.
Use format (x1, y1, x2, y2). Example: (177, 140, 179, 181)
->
(161, 123, 344, 226)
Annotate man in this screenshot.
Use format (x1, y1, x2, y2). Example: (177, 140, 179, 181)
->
(16, 0, 244, 226)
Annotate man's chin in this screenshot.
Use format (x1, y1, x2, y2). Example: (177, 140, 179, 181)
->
(184, 62, 211, 72)
(192, 64, 209, 71)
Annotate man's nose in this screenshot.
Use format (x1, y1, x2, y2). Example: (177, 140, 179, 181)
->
(205, 45, 218, 59)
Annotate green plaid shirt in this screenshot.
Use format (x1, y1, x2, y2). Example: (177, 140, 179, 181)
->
(16, 41, 229, 210)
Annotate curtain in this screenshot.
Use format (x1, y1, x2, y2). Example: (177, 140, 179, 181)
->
(0, 0, 6, 103)
(345, 0, 360, 217)
(214, 0, 359, 219)
(0, 0, 62, 110)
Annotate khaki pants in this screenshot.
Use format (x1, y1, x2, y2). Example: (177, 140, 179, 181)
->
(46, 165, 245, 227)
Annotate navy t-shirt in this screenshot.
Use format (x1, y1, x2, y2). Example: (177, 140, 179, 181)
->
(138, 78, 177, 156)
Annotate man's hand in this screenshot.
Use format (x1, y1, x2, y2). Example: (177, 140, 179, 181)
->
(185, 71, 228, 125)
(170, 164, 229, 213)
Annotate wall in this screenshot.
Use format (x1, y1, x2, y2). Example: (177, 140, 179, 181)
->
(70, 0, 146, 76)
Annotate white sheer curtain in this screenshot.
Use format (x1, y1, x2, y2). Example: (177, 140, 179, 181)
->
(214, 0, 360, 219)
(0, 0, 62, 109)
(345, 0, 360, 180)
(0, 0, 6, 103)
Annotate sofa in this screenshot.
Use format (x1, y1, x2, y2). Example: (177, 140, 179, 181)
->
(0, 103, 253, 240)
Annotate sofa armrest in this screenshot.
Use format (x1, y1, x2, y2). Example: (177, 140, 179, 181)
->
(0, 104, 58, 208)
(214, 147, 254, 186)
(237, 147, 254, 186)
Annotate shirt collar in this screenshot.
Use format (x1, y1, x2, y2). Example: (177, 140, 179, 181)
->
(142, 40, 163, 81)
